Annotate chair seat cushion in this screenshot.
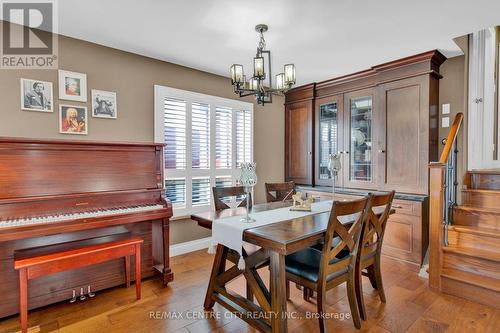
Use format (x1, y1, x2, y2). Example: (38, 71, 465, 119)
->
(285, 247, 351, 283)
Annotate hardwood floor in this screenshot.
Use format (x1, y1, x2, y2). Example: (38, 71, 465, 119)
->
(0, 250, 498, 333)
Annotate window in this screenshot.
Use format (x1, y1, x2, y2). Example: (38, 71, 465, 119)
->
(236, 108, 252, 167)
(163, 98, 186, 170)
(215, 107, 232, 169)
(192, 102, 210, 169)
(155, 86, 253, 217)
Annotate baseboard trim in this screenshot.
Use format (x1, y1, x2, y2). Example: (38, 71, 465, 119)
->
(170, 237, 211, 257)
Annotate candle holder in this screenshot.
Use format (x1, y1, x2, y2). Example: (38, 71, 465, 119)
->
(328, 154, 342, 200)
(239, 162, 257, 223)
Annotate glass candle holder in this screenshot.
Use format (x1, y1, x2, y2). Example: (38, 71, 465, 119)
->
(239, 162, 257, 223)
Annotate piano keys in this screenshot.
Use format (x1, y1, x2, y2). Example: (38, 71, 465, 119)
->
(0, 137, 173, 318)
(0, 204, 165, 229)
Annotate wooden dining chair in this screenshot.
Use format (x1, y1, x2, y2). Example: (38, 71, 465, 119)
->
(285, 197, 371, 331)
(264, 181, 295, 202)
(212, 186, 251, 211)
(355, 191, 395, 321)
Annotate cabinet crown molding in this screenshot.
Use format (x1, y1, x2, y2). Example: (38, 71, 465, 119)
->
(285, 83, 316, 104)
(290, 50, 447, 98)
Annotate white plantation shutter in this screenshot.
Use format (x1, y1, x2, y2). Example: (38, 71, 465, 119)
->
(191, 102, 210, 169)
(215, 176, 233, 188)
(192, 177, 211, 206)
(236, 109, 252, 167)
(163, 98, 186, 170)
(165, 178, 186, 207)
(215, 107, 232, 169)
(155, 86, 253, 217)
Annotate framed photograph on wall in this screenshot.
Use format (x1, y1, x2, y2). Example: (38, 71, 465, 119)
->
(20, 78, 53, 112)
(91, 89, 117, 119)
(59, 104, 88, 135)
(58, 70, 87, 102)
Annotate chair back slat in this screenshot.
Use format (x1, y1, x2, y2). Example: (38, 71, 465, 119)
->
(212, 186, 250, 211)
(360, 191, 395, 260)
(264, 181, 295, 202)
(320, 197, 371, 277)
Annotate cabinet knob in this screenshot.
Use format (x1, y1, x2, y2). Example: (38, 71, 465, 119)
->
(344, 151, 349, 154)
(378, 149, 386, 153)
(308, 151, 312, 155)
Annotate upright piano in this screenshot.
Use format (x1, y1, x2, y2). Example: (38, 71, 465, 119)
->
(0, 137, 173, 318)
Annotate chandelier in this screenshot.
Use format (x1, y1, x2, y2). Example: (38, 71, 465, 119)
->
(230, 24, 296, 105)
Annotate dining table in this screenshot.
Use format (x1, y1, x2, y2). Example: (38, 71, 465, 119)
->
(191, 199, 393, 333)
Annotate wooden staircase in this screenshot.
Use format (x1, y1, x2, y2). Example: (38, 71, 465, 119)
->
(439, 170, 500, 308)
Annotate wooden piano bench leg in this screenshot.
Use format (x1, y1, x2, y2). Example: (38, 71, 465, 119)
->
(19, 268, 28, 333)
(135, 244, 142, 300)
(125, 255, 131, 288)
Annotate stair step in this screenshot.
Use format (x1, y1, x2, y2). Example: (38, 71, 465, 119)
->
(443, 245, 500, 280)
(449, 225, 500, 237)
(469, 169, 500, 174)
(441, 268, 500, 293)
(443, 246, 500, 263)
(461, 189, 500, 209)
(466, 170, 500, 190)
(448, 225, 500, 252)
(453, 206, 500, 229)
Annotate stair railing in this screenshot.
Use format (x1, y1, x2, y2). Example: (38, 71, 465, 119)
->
(428, 112, 463, 291)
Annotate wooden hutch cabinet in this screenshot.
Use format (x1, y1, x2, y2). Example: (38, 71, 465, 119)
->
(285, 50, 446, 267)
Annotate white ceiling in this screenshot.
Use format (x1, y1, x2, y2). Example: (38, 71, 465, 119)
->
(56, 0, 500, 85)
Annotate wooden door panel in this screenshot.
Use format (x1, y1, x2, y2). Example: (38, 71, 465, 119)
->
(285, 101, 313, 184)
(382, 214, 422, 264)
(386, 85, 420, 187)
(290, 108, 308, 177)
(380, 76, 429, 194)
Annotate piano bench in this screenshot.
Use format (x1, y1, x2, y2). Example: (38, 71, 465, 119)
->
(14, 236, 144, 333)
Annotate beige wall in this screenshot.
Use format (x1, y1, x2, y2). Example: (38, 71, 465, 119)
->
(0, 34, 285, 244)
(438, 36, 469, 202)
(439, 55, 466, 150)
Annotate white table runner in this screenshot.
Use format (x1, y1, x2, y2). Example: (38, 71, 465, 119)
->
(208, 200, 333, 269)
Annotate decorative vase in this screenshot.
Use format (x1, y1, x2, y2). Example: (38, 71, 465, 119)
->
(239, 162, 257, 223)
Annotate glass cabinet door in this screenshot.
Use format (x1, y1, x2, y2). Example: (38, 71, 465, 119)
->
(348, 95, 373, 183)
(315, 96, 343, 186)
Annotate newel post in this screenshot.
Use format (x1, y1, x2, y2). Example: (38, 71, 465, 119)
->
(428, 163, 445, 291)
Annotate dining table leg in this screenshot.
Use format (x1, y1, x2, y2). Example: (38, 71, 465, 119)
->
(269, 251, 287, 333)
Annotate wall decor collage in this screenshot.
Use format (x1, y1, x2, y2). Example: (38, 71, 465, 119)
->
(20, 70, 118, 135)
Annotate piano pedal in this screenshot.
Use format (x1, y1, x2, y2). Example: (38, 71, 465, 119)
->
(87, 285, 96, 298)
(79, 287, 86, 301)
(69, 290, 77, 303)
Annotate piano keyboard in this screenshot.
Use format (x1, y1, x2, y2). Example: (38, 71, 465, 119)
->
(0, 204, 165, 228)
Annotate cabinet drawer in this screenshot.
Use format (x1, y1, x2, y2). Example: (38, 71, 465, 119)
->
(391, 199, 421, 217)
